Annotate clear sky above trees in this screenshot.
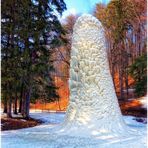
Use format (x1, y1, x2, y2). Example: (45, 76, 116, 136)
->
(62, 0, 110, 19)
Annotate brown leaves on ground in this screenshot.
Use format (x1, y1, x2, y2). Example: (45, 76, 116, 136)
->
(1, 117, 42, 131)
(119, 99, 147, 117)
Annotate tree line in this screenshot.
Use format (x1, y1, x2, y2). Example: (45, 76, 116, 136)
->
(94, 0, 147, 99)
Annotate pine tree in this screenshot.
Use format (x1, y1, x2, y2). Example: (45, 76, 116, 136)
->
(1, 0, 66, 118)
(129, 54, 147, 97)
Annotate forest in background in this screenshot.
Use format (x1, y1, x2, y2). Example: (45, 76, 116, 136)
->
(1, 0, 147, 119)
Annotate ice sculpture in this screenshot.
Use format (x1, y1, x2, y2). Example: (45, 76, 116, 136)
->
(60, 14, 131, 136)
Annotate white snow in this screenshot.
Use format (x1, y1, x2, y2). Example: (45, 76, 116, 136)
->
(123, 89, 135, 92)
(30, 111, 65, 124)
(138, 96, 147, 109)
(1, 112, 147, 148)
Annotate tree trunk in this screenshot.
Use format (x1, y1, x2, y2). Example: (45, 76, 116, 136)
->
(19, 84, 24, 113)
(7, 97, 12, 118)
(14, 94, 18, 114)
(24, 90, 31, 119)
(26, 91, 31, 119)
(138, 26, 141, 56)
(57, 98, 61, 111)
(119, 42, 124, 100)
(119, 68, 124, 100)
(111, 65, 115, 87)
(125, 73, 129, 99)
(21, 91, 26, 117)
(3, 97, 7, 113)
(19, 98, 22, 113)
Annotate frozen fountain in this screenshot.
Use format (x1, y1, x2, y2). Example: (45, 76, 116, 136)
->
(59, 14, 128, 136)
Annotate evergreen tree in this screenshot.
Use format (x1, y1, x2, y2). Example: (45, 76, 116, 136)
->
(1, 0, 66, 118)
(129, 54, 147, 97)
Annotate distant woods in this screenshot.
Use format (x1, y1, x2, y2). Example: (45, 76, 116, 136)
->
(1, 0, 67, 118)
(94, 0, 147, 99)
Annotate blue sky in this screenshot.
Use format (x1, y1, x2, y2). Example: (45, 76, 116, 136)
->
(61, 0, 110, 19)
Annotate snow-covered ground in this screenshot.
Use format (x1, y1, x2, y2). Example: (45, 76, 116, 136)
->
(30, 111, 66, 124)
(1, 112, 147, 148)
